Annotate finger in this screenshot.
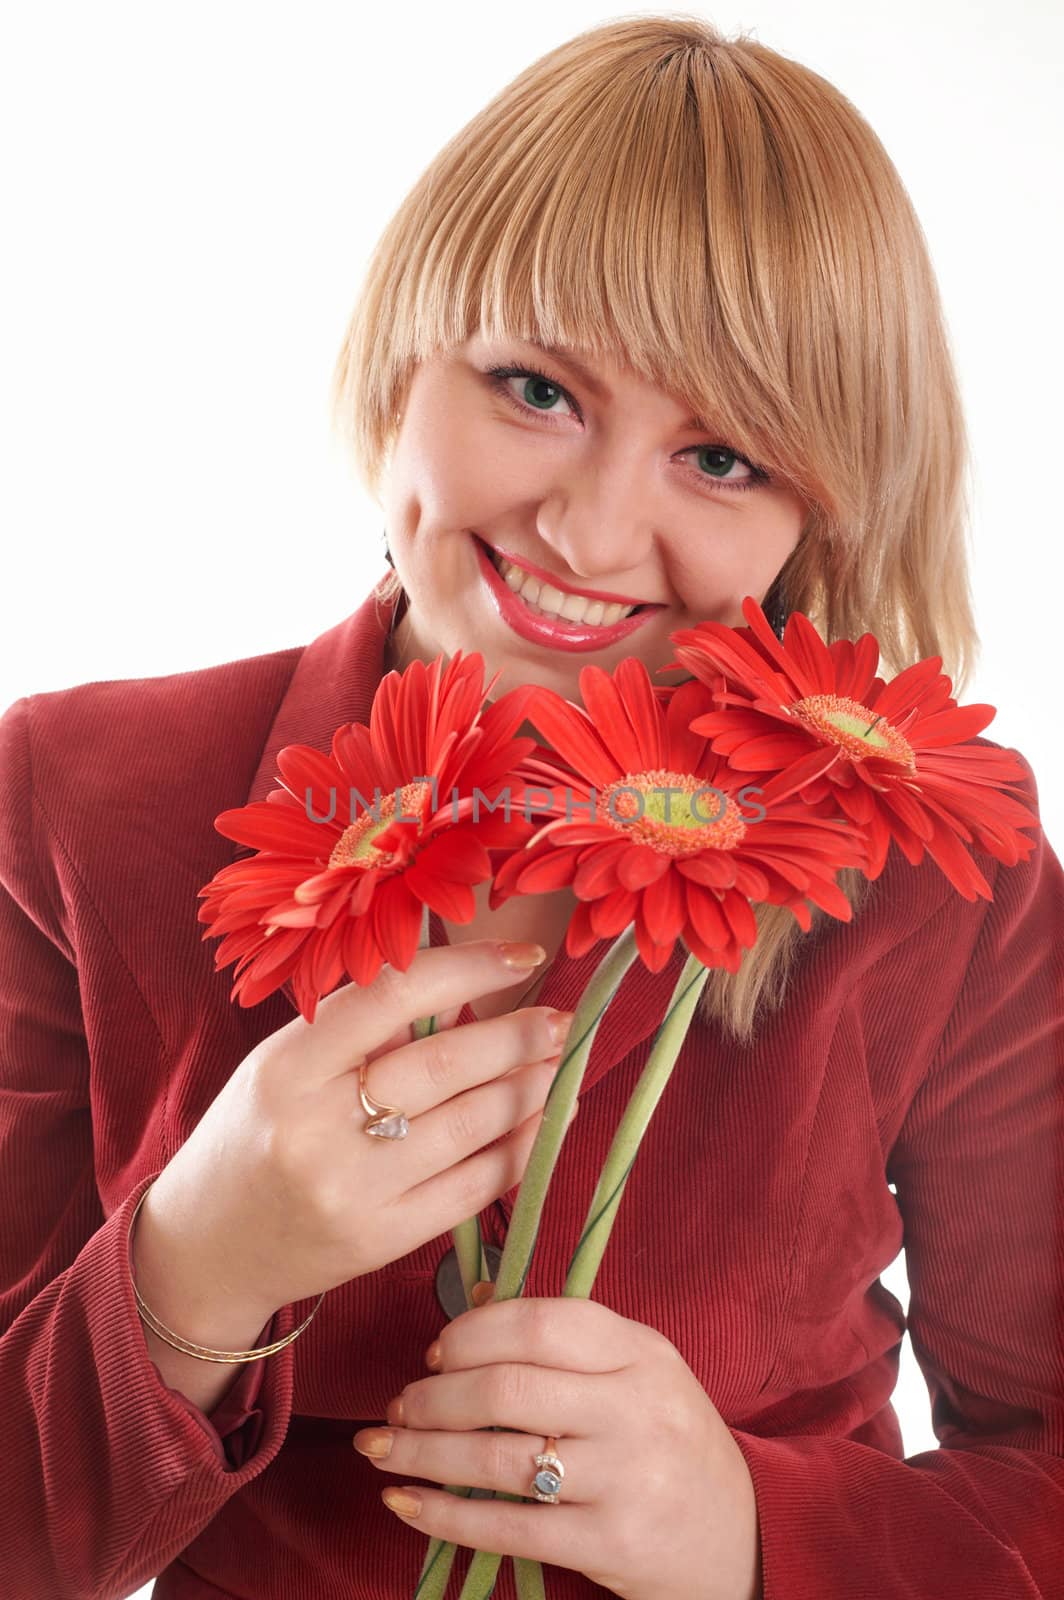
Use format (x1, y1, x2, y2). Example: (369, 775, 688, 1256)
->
(354, 1422, 597, 1506)
(400, 1097, 571, 1228)
(301, 940, 549, 1082)
(427, 1296, 645, 1377)
(430, 1003, 464, 1033)
(354, 1004, 571, 1122)
(390, 1361, 617, 1439)
(375, 1476, 586, 1570)
(362, 1003, 462, 1067)
(379, 1053, 565, 1199)
(361, 1021, 418, 1066)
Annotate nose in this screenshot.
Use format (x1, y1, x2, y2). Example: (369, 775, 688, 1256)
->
(533, 468, 659, 588)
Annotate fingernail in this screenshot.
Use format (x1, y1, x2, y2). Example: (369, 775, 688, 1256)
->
(547, 1009, 574, 1044)
(383, 1487, 422, 1517)
(471, 1279, 495, 1306)
(353, 1428, 394, 1458)
(424, 1339, 442, 1370)
(498, 941, 547, 969)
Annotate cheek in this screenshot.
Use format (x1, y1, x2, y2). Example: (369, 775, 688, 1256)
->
(667, 540, 755, 612)
(390, 421, 507, 535)
(677, 502, 804, 609)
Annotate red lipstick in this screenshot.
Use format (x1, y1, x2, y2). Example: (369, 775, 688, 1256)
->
(473, 535, 663, 654)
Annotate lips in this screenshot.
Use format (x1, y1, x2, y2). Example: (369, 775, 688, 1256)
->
(473, 533, 664, 654)
(475, 536, 653, 613)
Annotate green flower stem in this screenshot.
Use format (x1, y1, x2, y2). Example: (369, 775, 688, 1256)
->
(512, 1555, 549, 1599)
(411, 926, 641, 1600)
(485, 922, 641, 1303)
(561, 951, 709, 1298)
(406, 1486, 479, 1600)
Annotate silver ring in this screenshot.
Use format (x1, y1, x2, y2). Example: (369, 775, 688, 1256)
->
(529, 1435, 565, 1503)
(358, 1060, 410, 1140)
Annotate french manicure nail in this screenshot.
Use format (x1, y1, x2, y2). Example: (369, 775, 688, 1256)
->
(498, 941, 547, 969)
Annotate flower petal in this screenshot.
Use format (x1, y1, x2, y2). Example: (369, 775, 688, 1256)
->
(684, 882, 732, 950)
(640, 865, 686, 946)
(511, 848, 578, 896)
(578, 666, 648, 773)
(617, 845, 671, 890)
(573, 841, 627, 898)
(371, 876, 425, 970)
(589, 886, 639, 936)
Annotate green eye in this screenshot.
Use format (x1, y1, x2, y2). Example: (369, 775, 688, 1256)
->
(489, 366, 573, 414)
(484, 363, 769, 496)
(522, 376, 564, 410)
(694, 447, 745, 480)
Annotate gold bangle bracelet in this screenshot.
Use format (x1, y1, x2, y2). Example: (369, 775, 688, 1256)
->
(128, 1182, 326, 1364)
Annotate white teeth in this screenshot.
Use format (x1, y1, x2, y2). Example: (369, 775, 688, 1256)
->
(492, 552, 638, 627)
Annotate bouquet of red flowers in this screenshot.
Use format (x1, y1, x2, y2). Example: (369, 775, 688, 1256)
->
(197, 596, 1038, 1600)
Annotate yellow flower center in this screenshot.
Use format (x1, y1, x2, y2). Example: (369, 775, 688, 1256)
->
(325, 780, 433, 873)
(790, 694, 915, 769)
(600, 768, 747, 857)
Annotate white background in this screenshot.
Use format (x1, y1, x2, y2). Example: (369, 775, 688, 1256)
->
(0, 4, 1059, 1595)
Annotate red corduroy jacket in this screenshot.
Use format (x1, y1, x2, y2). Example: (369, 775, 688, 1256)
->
(1, 580, 1062, 1600)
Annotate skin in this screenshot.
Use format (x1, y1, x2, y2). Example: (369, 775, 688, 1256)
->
(355, 1293, 763, 1600)
(363, 332, 785, 1597)
(382, 328, 808, 711)
(381, 328, 808, 1014)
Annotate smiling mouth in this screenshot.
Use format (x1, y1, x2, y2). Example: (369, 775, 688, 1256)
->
(477, 537, 655, 627)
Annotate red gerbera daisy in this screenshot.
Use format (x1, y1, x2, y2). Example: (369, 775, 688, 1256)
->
(197, 653, 542, 1020)
(669, 596, 1039, 901)
(490, 656, 869, 975)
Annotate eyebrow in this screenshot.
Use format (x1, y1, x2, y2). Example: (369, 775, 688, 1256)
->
(520, 337, 712, 435)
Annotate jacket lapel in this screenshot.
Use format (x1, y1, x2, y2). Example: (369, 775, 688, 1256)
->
(236, 579, 402, 816)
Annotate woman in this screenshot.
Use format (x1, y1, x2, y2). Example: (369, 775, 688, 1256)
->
(1, 16, 1061, 1600)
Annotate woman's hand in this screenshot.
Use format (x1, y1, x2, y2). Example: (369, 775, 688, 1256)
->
(354, 1295, 763, 1600)
(137, 940, 574, 1322)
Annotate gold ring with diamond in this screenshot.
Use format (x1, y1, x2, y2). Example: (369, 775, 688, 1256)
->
(529, 1435, 565, 1503)
(358, 1061, 410, 1140)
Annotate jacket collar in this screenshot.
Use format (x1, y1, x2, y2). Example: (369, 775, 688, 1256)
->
(239, 578, 405, 814)
(232, 576, 689, 1095)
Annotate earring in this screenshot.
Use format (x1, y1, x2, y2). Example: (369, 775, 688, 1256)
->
(382, 528, 394, 569)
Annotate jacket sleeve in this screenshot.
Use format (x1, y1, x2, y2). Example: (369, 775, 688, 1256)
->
(0, 695, 301, 1599)
(128, 1218, 274, 1471)
(730, 750, 1064, 1599)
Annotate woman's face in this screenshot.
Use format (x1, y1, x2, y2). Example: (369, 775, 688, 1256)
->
(381, 330, 808, 706)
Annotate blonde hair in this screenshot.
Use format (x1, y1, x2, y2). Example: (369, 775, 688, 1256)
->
(329, 12, 976, 1044)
